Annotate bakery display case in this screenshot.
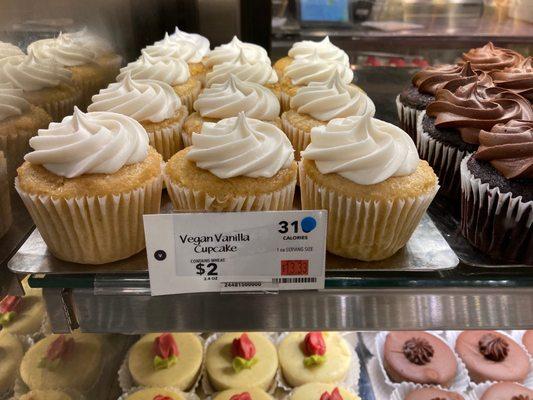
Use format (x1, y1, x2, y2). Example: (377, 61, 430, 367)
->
(0, 0, 532, 399)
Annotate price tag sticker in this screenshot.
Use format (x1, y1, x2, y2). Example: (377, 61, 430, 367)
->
(144, 211, 327, 296)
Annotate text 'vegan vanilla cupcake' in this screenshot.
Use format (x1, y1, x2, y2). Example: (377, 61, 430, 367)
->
(16, 108, 163, 264)
(0, 54, 79, 121)
(88, 74, 187, 160)
(282, 71, 374, 159)
(165, 112, 297, 212)
(300, 113, 438, 261)
(117, 52, 201, 113)
(182, 74, 280, 147)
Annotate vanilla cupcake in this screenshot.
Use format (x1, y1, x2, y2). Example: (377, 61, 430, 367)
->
(204, 36, 270, 70)
(0, 54, 79, 121)
(280, 50, 354, 111)
(0, 151, 11, 238)
(88, 74, 187, 160)
(0, 41, 23, 59)
(28, 33, 107, 108)
(182, 74, 280, 147)
(0, 82, 52, 182)
(165, 112, 296, 212)
(274, 36, 349, 78)
(300, 114, 438, 261)
(16, 108, 163, 264)
(117, 52, 201, 113)
(145, 31, 209, 84)
(281, 71, 374, 159)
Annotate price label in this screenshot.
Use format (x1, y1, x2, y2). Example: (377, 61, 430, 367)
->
(144, 211, 327, 295)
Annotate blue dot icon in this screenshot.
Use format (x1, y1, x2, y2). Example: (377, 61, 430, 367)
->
(301, 216, 317, 233)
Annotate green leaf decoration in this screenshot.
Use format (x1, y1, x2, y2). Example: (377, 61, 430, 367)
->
(153, 355, 178, 370)
(303, 354, 326, 367)
(0, 311, 16, 327)
(232, 356, 258, 372)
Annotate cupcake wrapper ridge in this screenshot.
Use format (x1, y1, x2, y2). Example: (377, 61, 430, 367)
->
(15, 174, 163, 265)
(395, 95, 420, 140)
(460, 155, 533, 264)
(181, 130, 193, 148)
(146, 112, 187, 161)
(0, 129, 37, 184)
(299, 163, 438, 261)
(0, 154, 12, 239)
(37, 93, 79, 122)
(177, 81, 202, 114)
(280, 91, 291, 112)
(281, 113, 311, 161)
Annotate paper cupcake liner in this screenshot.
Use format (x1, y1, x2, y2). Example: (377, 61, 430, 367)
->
(117, 387, 199, 400)
(280, 91, 291, 112)
(276, 332, 360, 394)
(0, 153, 12, 238)
(460, 156, 533, 264)
(446, 330, 533, 388)
(146, 118, 186, 162)
(164, 173, 296, 212)
(36, 93, 78, 122)
(177, 83, 202, 114)
(391, 382, 469, 400)
(375, 331, 470, 392)
(119, 334, 205, 396)
(15, 173, 163, 265)
(395, 95, 420, 141)
(181, 130, 193, 148)
(0, 129, 37, 185)
(202, 333, 279, 396)
(416, 111, 471, 201)
(299, 163, 438, 261)
(280, 113, 310, 161)
(73, 76, 107, 110)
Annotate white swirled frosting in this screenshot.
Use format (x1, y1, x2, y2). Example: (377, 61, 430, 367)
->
(204, 36, 270, 67)
(187, 112, 293, 179)
(27, 33, 97, 67)
(194, 74, 279, 120)
(206, 50, 277, 87)
(284, 51, 353, 86)
(63, 28, 114, 56)
(25, 107, 149, 178)
(146, 33, 202, 63)
(0, 82, 30, 121)
(167, 26, 210, 57)
(0, 42, 23, 59)
(302, 113, 419, 185)
(0, 53, 72, 91)
(291, 72, 374, 121)
(88, 74, 181, 123)
(117, 52, 190, 85)
(289, 36, 349, 66)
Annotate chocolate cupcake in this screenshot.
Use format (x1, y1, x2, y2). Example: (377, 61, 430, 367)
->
(461, 120, 532, 264)
(479, 382, 533, 400)
(491, 57, 533, 103)
(418, 82, 532, 200)
(455, 331, 530, 384)
(404, 387, 464, 400)
(461, 42, 524, 72)
(397, 62, 487, 139)
(383, 332, 458, 388)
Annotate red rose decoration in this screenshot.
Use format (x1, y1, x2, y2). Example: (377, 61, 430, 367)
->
(304, 332, 326, 356)
(153, 396, 173, 400)
(232, 333, 256, 360)
(154, 333, 179, 359)
(46, 335, 75, 362)
(230, 393, 252, 400)
(320, 388, 344, 400)
(0, 296, 21, 314)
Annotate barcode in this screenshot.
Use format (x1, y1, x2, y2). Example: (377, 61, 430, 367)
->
(272, 277, 317, 284)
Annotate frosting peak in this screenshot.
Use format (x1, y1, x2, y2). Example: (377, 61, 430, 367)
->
(301, 114, 419, 185)
(88, 74, 181, 123)
(204, 36, 270, 68)
(27, 33, 97, 66)
(478, 333, 509, 362)
(491, 57, 533, 102)
(187, 112, 294, 178)
(145, 34, 201, 63)
(194, 74, 279, 120)
(288, 36, 349, 66)
(461, 42, 524, 71)
(0, 82, 30, 121)
(25, 107, 149, 178)
(403, 337, 434, 365)
(284, 50, 353, 86)
(167, 27, 210, 57)
(117, 52, 190, 85)
(0, 41, 23, 59)
(476, 119, 533, 179)
(290, 71, 374, 121)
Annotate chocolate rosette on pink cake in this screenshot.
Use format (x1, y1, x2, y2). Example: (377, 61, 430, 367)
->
(461, 120, 533, 264)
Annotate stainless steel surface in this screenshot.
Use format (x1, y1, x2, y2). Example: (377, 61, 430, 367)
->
(328, 214, 458, 271)
(43, 287, 77, 333)
(70, 286, 533, 333)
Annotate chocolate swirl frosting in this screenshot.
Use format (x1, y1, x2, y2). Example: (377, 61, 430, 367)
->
(476, 120, 533, 180)
(403, 337, 434, 365)
(491, 57, 533, 102)
(413, 62, 493, 95)
(461, 42, 524, 72)
(478, 333, 509, 362)
(426, 82, 533, 145)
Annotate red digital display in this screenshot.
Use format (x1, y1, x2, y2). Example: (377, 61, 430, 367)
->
(281, 260, 309, 276)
